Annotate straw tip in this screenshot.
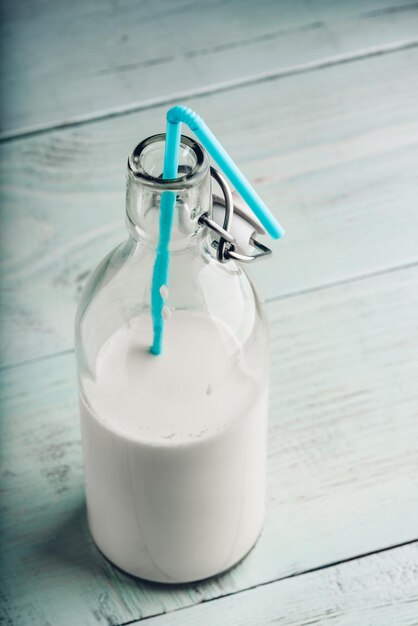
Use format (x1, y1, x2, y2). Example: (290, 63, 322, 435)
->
(268, 217, 285, 240)
(273, 225, 285, 239)
(150, 335, 162, 355)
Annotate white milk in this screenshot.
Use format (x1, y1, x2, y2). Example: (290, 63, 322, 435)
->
(80, 310, 268, 583)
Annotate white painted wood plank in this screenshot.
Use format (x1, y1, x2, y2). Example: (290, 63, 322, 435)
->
(1, 0, 418, 136)
(1, 48, 418, 367)
(1, 265, 418, 625)
(144, 543, 418, 626)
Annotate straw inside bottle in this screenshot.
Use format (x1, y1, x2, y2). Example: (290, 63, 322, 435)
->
(150, 105, 284, 355)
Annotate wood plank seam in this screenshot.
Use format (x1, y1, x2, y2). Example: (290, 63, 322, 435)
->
(361, 2, 418, 18)
(0, 348, 75, 374)
(1, 39, 417, 143)
(264, 259, 418, 305)
(114, 538, 418, 626)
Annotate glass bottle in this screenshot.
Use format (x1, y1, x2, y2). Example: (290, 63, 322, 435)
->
(75, 134, 269, 583)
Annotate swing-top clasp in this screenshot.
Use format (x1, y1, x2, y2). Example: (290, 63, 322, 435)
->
(199, 168, 272, 264)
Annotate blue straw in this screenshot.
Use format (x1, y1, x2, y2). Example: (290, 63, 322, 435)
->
(149, 121, 181, 355)
(150, 105, 285, 355)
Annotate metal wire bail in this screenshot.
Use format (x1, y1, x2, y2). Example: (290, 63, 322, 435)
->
(199, 167, 272, 263)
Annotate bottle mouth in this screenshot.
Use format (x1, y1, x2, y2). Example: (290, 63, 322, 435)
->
(128, 134, 209, 191)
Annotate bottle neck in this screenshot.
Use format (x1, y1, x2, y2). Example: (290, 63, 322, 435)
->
(125, 134, 211, 252)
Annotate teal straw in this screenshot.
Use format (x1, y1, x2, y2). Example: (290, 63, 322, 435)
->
(149, 121, 181, 355)
(150, 105, 285, 355)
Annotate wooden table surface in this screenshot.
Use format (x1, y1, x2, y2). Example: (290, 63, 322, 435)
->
(1, 1, 418, 624)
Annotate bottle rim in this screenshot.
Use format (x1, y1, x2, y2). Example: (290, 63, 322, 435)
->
(128, 134, 209, 191)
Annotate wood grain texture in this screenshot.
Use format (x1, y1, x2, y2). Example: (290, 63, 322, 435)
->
(1, 0, 418, 137)
(143, 543, 418, 626)
(1, 48, 418, 367)
(2, 265, 418, 625)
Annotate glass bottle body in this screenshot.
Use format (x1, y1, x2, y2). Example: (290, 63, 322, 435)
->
(75, 136, 269, 582)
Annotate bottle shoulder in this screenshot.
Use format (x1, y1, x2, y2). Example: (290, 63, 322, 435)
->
(75, 240, 267, 367)
(76, 239, 133, 319)
(77, 239, 261, 312)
